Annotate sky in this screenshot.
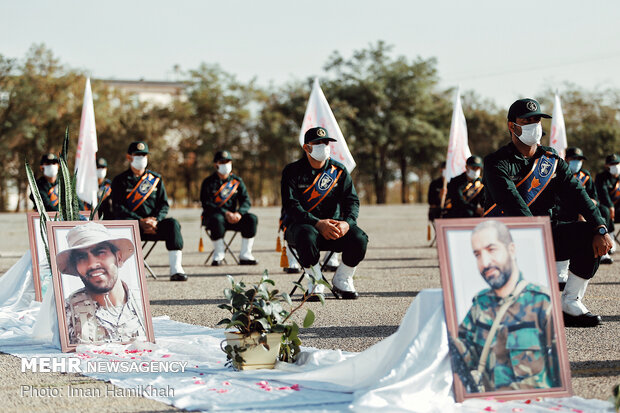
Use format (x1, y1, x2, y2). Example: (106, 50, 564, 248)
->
(2, 0, 620, 109)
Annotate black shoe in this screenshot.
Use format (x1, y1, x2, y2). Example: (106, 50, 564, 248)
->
(284, 267, 301, 274)
(600, 256, 613, 264)
(211, 260, 224, 266)
(332, 286, 359, 300)
(324, 265, 338, 272)
(302, 292, 322, 302)
(563, 311, 601, 327)
(240, 259, 258, 265)
(170, 273, 188, 282)
(558, 282, 566, 291)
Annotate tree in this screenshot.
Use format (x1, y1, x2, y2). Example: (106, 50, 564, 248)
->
(322, 41, 450, 203)
(539, 84, 620, 173)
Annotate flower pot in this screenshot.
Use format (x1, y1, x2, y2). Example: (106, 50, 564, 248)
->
(224, 332, 282, 370)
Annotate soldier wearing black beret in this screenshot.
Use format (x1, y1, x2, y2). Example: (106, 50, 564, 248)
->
(444, 155, 485, 218)
(281, 126, 368, 300)
(200, 150, 258, 265)
(111, 141, 187, 281)
(482, 98, 613, 327)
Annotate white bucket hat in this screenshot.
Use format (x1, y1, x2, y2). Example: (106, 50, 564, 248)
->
(55, 222, 135, 276)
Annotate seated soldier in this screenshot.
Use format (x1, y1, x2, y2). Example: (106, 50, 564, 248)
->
(427, 162, 446, 221)
(444, 156, 484, 218)
(84, 158, 114, 219)
(111, 141, 187, 282)
(281, 126, 368, 300)
(483, 98, 612, 327)
(200, 150, 258, 266)
(30, 153, 60, 211)
(555, 148, 609, 278)
(595, 153, 620, 262)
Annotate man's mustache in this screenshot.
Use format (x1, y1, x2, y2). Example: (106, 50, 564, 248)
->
(86, 268, 109, 278)
(482, 265, 501, 277)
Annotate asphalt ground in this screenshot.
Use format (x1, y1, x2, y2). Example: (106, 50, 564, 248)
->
(0, 205, 618, 412)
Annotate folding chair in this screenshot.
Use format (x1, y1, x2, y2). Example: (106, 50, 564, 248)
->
(141, 240, 158, 280)
(429, 221, 437, 247)
(287, 244, 337, 298)
(615, 228, 620, 244)
(203, 228, 240, 265)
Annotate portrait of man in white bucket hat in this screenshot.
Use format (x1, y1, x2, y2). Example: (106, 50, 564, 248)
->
(55, 222, 147, 344)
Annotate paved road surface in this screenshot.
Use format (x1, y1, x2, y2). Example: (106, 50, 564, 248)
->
(0, 205, 618, 412)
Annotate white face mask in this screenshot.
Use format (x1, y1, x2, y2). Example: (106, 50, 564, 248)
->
(43, 164, 58, 178)
(309, 144, 330, 162)
(514, 122, 542, 146)
(466, 168, 480, 180)
(131, 155, 148, 171)
(568, 160, 583, 174)
(217, 162, 232, 176)
(96, 168, 107, 180)
(610, 164, 620, 176)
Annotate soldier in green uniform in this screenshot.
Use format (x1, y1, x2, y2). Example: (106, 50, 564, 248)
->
(445, 156, 485, 218)
(200, 150, 258, 266)
(554, 147, 607, 283)
(56, 222, 146, 344)
(281, 127, 368, 300)
(449, 220, 559, 393)
(595, 154, 620, 261)
(84, 158, 114, 219)
(427, 162, 446, 221)
(111, 141, 187, 282)
(482, 98, 613, 327)
(30, 153, 60, 211)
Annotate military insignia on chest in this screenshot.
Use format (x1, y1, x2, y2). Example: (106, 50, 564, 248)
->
(139, 179, 153, 193)
(318, 173, 334, 191)
(539, 159, 553, 177)
(220, 187, 231, 198)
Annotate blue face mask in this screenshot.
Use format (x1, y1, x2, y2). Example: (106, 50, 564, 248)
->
(568, 159, 582, 174)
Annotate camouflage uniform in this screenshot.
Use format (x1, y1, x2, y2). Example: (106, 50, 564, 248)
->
(65, 281, 146, 344)
(450, 279, 560, 392)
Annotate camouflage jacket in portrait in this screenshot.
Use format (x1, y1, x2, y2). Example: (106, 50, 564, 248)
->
(65, 281, 146, 344)
(450, 279, 560, 392)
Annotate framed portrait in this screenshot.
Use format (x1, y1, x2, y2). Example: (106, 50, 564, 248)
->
(47, 220, 155, 352)
(435, 216, 572, 402)
(26, 211, 96, 302)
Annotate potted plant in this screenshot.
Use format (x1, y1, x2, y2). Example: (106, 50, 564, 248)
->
(218, 271, 326, 370)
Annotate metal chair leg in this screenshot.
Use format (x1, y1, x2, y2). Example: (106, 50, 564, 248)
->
(288, 246, 336, 298)
(202, 229, 238, 265)
(141, 241, 158, 280)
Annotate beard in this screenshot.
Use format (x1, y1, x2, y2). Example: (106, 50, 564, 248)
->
(481, 265, 512, 290)
(81, 268, 117, 294)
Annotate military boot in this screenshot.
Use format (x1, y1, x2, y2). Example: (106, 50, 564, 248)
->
(562, 272, 601, 327)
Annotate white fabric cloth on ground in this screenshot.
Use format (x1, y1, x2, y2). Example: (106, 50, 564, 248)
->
(0, 252, 614, 412)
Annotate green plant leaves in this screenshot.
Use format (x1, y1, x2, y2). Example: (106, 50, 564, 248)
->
(303, 309, 315, 328)
(218, 272, 323, 365)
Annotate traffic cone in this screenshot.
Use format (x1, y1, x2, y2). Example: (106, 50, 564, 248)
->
(276, 236, 282, 252)
(280, 246, 289, 268)
(427, 223, 431, 241)
(198, 237, 204, 252)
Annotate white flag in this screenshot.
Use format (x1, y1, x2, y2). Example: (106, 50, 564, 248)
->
(75, 77, 99, 206)
(445, 87, 471, 181)
(299, 78, 356, 172)
(549, 92, 567, 158)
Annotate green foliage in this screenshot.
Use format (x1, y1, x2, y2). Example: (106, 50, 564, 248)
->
(4, 43, 620, 210)
(25, 129, 83, 268)
(323, 41, 451, 203)
(217, 271, 322, 366)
